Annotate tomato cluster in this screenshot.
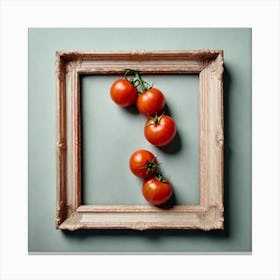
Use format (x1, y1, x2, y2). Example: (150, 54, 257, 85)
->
(110, 69, 177, 147)
(110, 69, 177, 206)
(129, 149, 172, 206)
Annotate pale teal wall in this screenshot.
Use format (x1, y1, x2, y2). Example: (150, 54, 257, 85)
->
(28, 28, 251, 252)
(81, 74, 200, 206)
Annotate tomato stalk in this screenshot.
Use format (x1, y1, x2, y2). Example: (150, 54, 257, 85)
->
(154, 172, 169, 183)
(124, 68, 152, 94)
(145, 157, 159, 175)
(137, 157, 159, 174)
(145, 112, 165, 127)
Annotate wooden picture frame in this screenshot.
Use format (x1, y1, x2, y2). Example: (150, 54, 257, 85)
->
(56, 50, 224, 231)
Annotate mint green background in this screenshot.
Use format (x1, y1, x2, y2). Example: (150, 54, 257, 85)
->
(28, 28, 251, 253)
(81, 74, 199, 205)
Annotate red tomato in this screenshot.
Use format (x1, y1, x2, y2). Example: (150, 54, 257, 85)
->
(110, 79, 138, 107)
(144, 114, 176, 147)
(142, 176, 172, 205)
(136, 88, 165, 116)
(129, 150, 158, 179)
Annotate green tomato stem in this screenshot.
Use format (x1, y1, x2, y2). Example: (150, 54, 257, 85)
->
(154, 172, 168, 183)
(124, 68, 152, 93)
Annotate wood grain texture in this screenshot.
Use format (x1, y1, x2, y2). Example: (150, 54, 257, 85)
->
(56, 50, 224, 230)
(56, 53, 67, 227)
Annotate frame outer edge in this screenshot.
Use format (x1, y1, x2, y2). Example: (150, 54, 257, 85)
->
(56, 50, 225, 231)
(56, 53, 67, 228)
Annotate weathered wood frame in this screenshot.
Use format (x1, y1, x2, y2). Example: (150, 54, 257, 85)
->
(56, 50, 224, 231)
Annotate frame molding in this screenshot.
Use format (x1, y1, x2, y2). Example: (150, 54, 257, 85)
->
(56, 50, 224, 231)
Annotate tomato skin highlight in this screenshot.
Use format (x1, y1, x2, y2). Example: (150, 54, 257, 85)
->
(110, 79, 138, 107)
(142, 177, 173, 205)
(129, 150, 158, 179)
(136, 88, 165, 116)
(144, 115, 176, 147)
